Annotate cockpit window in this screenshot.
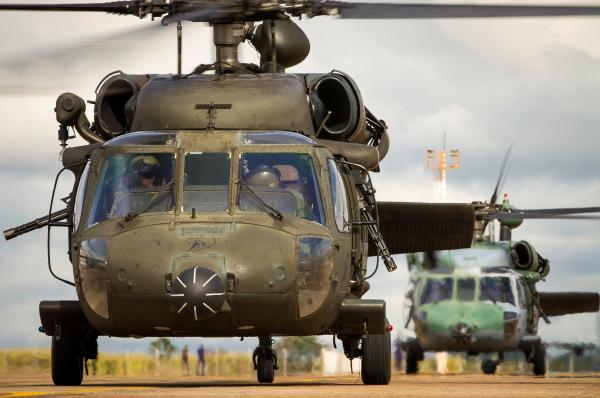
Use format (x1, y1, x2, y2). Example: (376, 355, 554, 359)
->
(327, 159, 350, 232)
(479, 276, 515, 305)
(104, 132, 177, 146)
(184, 152, 230, 213)
(420, 277, 453, 304)
(73, 161, 91, 231)
(241, 131, 316, 145)
(457, 278, 476, 301)
(238, 153, 324, 224)
(86, 153, 175, 227)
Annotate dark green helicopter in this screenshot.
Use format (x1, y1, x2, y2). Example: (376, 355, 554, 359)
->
(402, 150, 600, 376)
(3, 0, 600, 387)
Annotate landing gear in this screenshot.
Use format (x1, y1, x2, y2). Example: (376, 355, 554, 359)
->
(520, 338, 546, 376)
(481, 352, 503, 375)
(481, 359, 498, 374)
(361, 331, 391, 385)
(51, 334, 83, 386)
(253, 336, 278, 383)
(405, 338, 423, 374)
(532, 346, 546, 376)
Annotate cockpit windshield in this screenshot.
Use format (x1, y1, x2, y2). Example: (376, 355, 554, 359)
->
(86, 153, 174, 227)
(184, 152, 231, 213)
(420, 277, 453, 304)
(457, 278, 476, 301)
(238, 153, 324, 224)
(479, 276, 515, 305)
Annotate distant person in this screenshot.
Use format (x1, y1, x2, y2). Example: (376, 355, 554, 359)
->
(182, 344, 190, 375)
(91, 356, 98, 376)
(196, 344, 206, 376)
(394, 339, 403, 371)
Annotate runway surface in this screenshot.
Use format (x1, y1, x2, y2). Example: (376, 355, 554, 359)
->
(1, 373, 599, 398)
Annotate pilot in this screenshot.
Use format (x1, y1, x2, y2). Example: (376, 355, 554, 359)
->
(246, 165, 311, 219)
(275, 164, 312, 220)
(126, 155, 161, 188)
(247, 165, 282, 188)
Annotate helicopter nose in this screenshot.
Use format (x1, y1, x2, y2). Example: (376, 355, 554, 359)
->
(170, 267, 226, 321)
(451, 322, 474, 344)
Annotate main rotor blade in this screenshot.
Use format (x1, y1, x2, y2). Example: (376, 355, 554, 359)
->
(0, 1, 139, 15)
(481, 143, 512, 236)
(331, 3, 600, 19)
(0, 23, 169, 95)
(481, 206, 600, 221)
(490, 144, 513, 207)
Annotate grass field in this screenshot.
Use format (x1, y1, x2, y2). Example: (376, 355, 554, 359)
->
(0, 349, 256, 377)
(0, 348, 555, 377)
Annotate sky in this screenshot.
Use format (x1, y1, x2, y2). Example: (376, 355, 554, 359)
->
(0, 1, 599, 355)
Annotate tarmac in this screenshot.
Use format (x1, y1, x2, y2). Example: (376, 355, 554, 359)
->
(1, 373, 599, 398)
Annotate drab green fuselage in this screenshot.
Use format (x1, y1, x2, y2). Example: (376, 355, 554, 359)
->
(408, 241, 541, 353)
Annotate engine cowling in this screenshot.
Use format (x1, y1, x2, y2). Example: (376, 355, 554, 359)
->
(510, 240, 549, 276)
(94, 73, 152, 139)
(307, 71, 367, 144)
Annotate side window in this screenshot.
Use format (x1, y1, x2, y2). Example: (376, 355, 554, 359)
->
(516, 279, 528, 307)
(73, 161, 91, 231)
(184, 152, 231, 212)
(327, 159, 350, 232)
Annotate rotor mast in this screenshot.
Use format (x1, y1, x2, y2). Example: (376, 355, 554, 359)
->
(213, 23, 245, 73)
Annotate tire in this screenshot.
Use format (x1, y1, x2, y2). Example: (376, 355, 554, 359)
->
(533, 347, 546, 376)
(481, 359, 497, 375)
(51, 335, 83, 386)
(361, 332, 391, 385)
(257, 355, 275, 384)
(406, 346, 419, 375)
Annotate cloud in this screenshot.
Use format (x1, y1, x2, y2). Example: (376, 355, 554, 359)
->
(0, 3, 599, 351)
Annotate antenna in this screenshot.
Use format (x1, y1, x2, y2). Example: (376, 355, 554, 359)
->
(177, 21, 182, 74)
(426, 131, 460, 202)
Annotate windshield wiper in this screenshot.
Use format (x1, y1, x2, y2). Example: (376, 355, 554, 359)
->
(237, 179, 283, 221)
(125, 178, 175, 222)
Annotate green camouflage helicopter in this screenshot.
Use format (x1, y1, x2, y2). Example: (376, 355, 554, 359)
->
(402, 151, 600, 376)
(3, 0, 600, 388)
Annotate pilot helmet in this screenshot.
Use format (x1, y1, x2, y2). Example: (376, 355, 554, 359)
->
(274, 164, 299, 183)
(129, 155, 160, 179)
(247, 165, 281, 188)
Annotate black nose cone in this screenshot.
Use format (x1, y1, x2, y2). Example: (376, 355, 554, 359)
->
(171, 267, 226, 321)
(451, 322, 474, 344)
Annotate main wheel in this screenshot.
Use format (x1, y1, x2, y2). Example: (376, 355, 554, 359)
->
(481, 359, 497, 375)
(361, 332, 391, 385)
(51, 335, 83, 386)
(532, 347, 546, 376)
(257, 355, 275, 384)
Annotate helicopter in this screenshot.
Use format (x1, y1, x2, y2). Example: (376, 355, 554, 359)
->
(3, 0, 600, 387)
(401, 150, 600, 376)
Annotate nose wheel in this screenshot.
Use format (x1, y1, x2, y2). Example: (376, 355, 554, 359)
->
(481, 352, 503, 375)
(253, 336, 278, 383)
(481, 359, 498, 374)
(405, 338, 424, 374)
